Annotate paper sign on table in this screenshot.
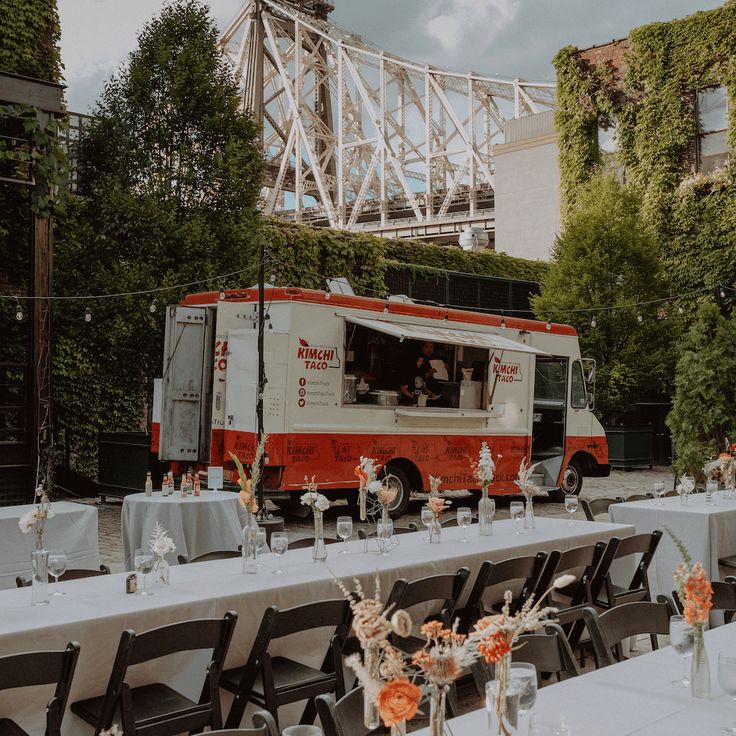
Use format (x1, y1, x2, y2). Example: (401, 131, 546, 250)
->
(208, 466, 224, 490)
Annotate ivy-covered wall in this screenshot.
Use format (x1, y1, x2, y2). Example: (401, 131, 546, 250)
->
(554, 0, 736, 303)
(264, 219, 548, 295)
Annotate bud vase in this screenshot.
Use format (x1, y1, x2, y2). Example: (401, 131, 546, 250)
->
(153, 556, 170, 584)
(429, 516, 442, 543)
(486, 654, 522, 736)
(242, 513, 258, 573)
(312, 510, 328, 562)
(363, 647, 381, 729)
(478, 492, 495, 536)
(429, 684, 448, 736)
(691, 626, 711, 699)
(31, 548, 49, 606)
(680, 491, 688, 506)
(390, 720, 406, 736)
(523, 495, 535, 529)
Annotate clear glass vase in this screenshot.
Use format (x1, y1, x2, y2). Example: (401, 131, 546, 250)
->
(429, 516, 442, 543)
(153, 556, 170, 585)
(312, 510, 328, 562)
(31, 548, 49, 606)
(691, 626, 711, 699)
(429, 684, 448, 736)
(363, 647, 380, 729)
(486, 653, 522, 736)
(242, 513, 258, 573)
(390, 720, 407, 736)
(523, 495, 535, 529)
(478, 492, 495, 536)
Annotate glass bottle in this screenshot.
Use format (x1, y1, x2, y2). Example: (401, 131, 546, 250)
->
(312, 509, 328, 562)
(479, 489, 495, 536)
(691, 626, 711, 699)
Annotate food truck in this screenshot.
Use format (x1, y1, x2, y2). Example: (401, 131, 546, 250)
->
(152, 287, 609, 515)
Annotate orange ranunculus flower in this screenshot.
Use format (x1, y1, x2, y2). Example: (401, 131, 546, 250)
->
(377, 679, 421, 727)
(427, 496, 446, 516)
(720, 452, 731, 461)
(479, 630, 512, 664)
(354, 465, 368, 487)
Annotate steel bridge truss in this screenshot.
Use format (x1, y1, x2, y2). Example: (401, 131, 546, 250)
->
(219, 0, 555, 240)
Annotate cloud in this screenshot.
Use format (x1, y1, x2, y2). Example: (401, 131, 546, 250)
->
(426, 0, 520, 52)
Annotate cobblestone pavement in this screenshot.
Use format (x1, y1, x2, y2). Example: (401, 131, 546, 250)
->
(79, 467, 673, 571)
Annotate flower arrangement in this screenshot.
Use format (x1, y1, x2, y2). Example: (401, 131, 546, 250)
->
(18, 485, 54, 550)
(514, 457, 545, 529)
(675, 473, 695, 503)
(428, 475, 442, 495)
(425, 495, 450, 544)
(666, 527, 713, 699)
(229, 433, 268, 515)
(148, 521, 176, 584)
(355, 456, 381, 521)
(300, 476, 330, 512)
(473, 442, 500, 535)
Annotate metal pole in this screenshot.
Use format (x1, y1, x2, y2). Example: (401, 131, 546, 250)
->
(256, 239, 266, 518)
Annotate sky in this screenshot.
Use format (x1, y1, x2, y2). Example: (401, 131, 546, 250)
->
(58, 0, 723, 113)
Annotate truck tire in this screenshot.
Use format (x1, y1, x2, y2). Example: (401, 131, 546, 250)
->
(382, 465, 412, 519)
(550, 459, 584, 501)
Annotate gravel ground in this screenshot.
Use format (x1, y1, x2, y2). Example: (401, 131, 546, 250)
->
(80, 466, 673, 571)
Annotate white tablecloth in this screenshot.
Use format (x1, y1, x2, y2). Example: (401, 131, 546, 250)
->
(0, 517, 632, 734)
(609, 491, 736, 599)
(0, 502, 100, 590)
(417, 622, 736, 736)
(121, 491, 249, 570)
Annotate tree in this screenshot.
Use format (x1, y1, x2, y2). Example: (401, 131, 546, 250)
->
(53, 0, 262, 475)
(667, 302, 736, 475)
(532, 175, 675, 419)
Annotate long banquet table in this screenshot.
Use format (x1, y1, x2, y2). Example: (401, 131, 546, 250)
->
(610, 491, 736, 599)
(418, 622, 736, 736)
(0, 517, 634, 734)
(0, 501, 100, 590)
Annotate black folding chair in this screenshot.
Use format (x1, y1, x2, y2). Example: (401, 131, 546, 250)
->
(0, 642, 80, 736)
(316, 689, 375, 736)
(71, 613, 237, 736)
(222, 599, 351, 729)
(580, 497, 619, 521)
(200, 710, 280, 736)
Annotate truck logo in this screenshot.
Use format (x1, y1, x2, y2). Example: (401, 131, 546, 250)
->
(491, 353, 522, 383)
(297, 338, 341, 371)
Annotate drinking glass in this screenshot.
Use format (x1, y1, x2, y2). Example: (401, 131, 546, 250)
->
(377, 518, 393, 555)
(510, 501, 524, 534)
(718, 653, 736, 734)
(282, 726, 323, 736)
(564, 495, 578, 525)
(271, 532, 288, 574)
(48, 551, 67, 596)
(457, 506, 472, 542)
(420, 506, 434, 540)
(255, 528, 268, 567)
(336, 515, 353, 553)
(510, 662, 537, 715)
(654, 481, 665, 504)
(669, 614, 694, 687)
(134, 548, 154, 596)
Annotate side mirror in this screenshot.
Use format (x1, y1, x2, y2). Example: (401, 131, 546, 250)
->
(586, 392, 595, 408)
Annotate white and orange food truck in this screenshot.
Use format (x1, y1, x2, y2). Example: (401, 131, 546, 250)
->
(152, 287, 609, 515)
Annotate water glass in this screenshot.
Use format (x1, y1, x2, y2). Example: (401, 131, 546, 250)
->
(564, 495, 578, 525)
(271, 532, 288, 574)
(510, 662, 537, 714)
(336, 515, 353, 553)
(510, 501, 524, 534)
(134, 548, 154, 595)
(719, 653, 736, 734)
(706, 479, 718, 504)
(669, 614, 694, 687)
(282, 726, 323, 736)
(654, 481, 665, 504)
(420, 506, 434, 540)
(457, 506, 472, 542)
(48, 551, 67, 596)
(255, 528, 268, 566)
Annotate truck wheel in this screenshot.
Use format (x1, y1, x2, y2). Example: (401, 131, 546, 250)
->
(551, 459, 584, 501)
(382, 465, 412, 519)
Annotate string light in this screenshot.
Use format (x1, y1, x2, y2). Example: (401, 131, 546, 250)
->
(545, 321, 551, 331)
(219, 287, 226, 301)
(500, 317, 506, 329)
(720, 287, 726, 299)
(14, 300, 23, 322)
(637, 313, 643, 323)
(84, 307, 92, 323)
(590, 316, 596, 328)
(149, 299, 157, 313)
(678, 304, 684, 315)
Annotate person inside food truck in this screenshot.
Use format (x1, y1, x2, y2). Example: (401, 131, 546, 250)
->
(399, 354, 439, 405)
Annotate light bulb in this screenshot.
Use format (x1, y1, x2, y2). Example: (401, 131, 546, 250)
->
(545, 321, 551, 331)
(219, 288, 225, 301)
(149, 299, 157, 313)
(637, 313, 643, 323)
(14, 302, 23, 321)
(500, 318, 506, 330)
(591, 316, 597, 328)
(721, 288, 726, 299)
(84, 307, 92, 323)
(678, 305, 684, 314)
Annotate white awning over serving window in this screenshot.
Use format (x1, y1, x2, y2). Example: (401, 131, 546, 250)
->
(341, 314, 549, 355)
